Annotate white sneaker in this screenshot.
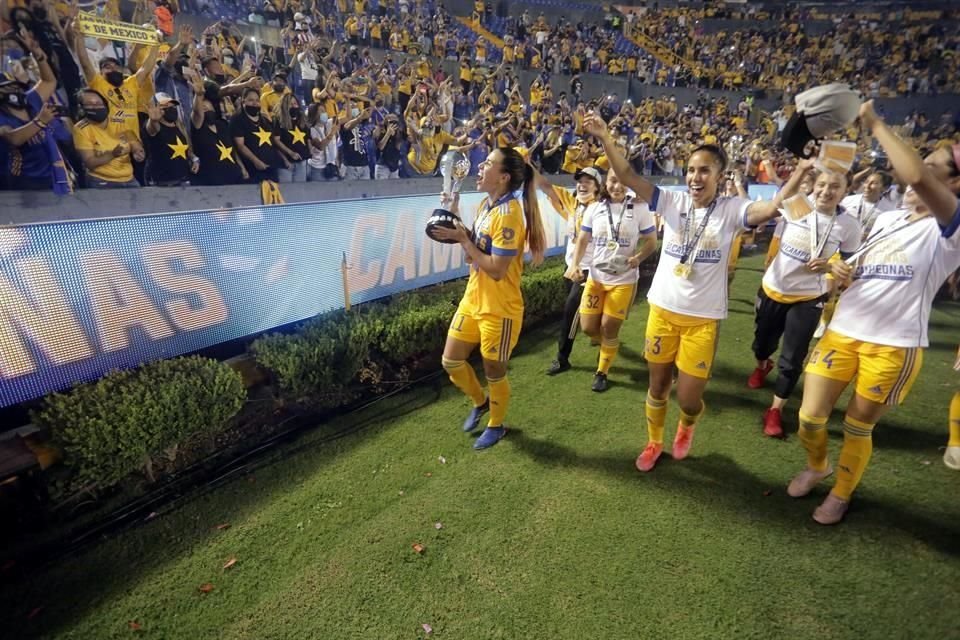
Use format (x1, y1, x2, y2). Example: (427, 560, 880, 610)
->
(813, 321, 826, 339)
(813, 494, 849, 525)
(944, 446, 960, 471)
(787, 466, 833, 498)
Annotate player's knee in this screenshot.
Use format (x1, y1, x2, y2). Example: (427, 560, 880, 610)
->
(482, 359, 507, 380)
(581, 319, 601, 337)
(600, 318, 622, 339)
(441, 357, 464, 373)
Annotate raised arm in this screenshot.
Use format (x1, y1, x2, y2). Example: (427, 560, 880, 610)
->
(582, 112, 656, 204)
(860, 100, 958, 226)
(744, 157, 815, 227)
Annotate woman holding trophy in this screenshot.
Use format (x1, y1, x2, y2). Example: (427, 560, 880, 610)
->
(582, 113, 806, 472)
(428, 148, 548, 450)
(565, 169, 658, 392)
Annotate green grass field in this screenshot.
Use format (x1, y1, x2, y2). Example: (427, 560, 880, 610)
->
(4, 254, 960, 640)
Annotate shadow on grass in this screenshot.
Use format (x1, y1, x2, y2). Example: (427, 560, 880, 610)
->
(2, 380, 448, 639)
(507, 428, 960, 557)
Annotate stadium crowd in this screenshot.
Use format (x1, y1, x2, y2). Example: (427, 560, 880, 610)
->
(0, 0, 957, 193)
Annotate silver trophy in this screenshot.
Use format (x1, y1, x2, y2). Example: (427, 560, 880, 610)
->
(426, 150, 472, 244)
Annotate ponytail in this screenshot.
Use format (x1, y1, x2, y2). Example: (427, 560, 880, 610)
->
(522, 163, 547, 266)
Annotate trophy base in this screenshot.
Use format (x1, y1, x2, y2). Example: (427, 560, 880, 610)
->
(426, 208, 463, 244)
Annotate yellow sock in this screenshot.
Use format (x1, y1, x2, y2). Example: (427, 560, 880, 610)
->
(832, 416, 875, 501)
(798, 412, 829, 472)
(487, 375, 511, 427)
(679, 401, 705, 428)
(645, 392, 668, 444)
(949, 391, 960, 447)
(442, 357, 485, 407)
(820, 297, 837, 327)
(597, 338, 620, 375)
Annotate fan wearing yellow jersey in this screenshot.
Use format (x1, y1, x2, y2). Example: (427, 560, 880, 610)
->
(433, 148, 548, 449)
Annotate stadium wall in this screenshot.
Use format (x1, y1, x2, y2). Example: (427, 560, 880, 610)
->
(0, 183, 777, 408)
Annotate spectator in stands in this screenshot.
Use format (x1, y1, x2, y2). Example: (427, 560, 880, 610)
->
(340, 102, 372, 180)
(231, 86, 282, 182)
(189, 77, 247, 185)
(374, 113, 404, 179)
(73, 88, 143, 189)
(154, 0, 176, 38)
(307, 103, 339, 181)
(0, 33, 71, 193)
(72, 23, 159, 143)
(261, 69, 291, 116)
(144, 92, 198, 186)
(272, 93, 309, 182)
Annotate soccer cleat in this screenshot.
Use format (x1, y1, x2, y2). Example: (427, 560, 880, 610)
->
(813, 321, 827, 339)
(473, 425, 507, 450)
(813, 493, 850, 525)
(944, 446, 960, 471)
(635, 442, 663, 472)
(786, 466, 834, 498)
(672, 424, 695, 460)
(747, 360, 774, 389)
(546, 359, 571, 376)
(591, 372, 608, 392)
(462, 399, 489, 433)
(763, 408, 784, 438)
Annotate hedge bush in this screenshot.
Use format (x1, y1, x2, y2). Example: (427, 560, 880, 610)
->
(32, 356, 246, 494)
(252, 258, 568, 406)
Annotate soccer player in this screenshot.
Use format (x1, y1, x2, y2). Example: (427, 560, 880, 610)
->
(432, 148, 548, 449)
(841, 170, 897, 240)
(535, 167, 604, 376)
(788, 100, 960, 524)
(748, 166, 862, 437)
(566, 169, 658, 391)
(583, 113, 806, 472)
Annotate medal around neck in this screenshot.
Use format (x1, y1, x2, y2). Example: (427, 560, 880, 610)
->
(426, 151, 472, 244)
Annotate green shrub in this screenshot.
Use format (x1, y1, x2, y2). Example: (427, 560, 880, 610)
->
(252, 257, 568, 406)
(251, 308, 385, 408)
(32, 356, 245, 493)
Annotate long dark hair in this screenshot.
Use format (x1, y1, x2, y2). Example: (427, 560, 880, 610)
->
(498, 147, 546, 266)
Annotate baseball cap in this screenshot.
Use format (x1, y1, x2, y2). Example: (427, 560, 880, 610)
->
(574, 166, 603, 185)
(153, 92, 180, 106)
(781, 83, 862, 158)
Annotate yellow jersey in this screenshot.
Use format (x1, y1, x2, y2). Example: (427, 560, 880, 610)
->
(73, 120, 134, 183)
(90, 73, 142, 140)
(407, 130, 457, 174)
(462, 194, 527, 318)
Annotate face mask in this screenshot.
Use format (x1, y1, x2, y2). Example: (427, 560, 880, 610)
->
(289, 107, 301, 120)
(244, 105, 260, 118)
(273, 83, 286, 93)
(223, 57, 235, 68)
(1, 92, 27, 108)
(105, 70, 124, 87)
(85, 106, 108, 123)
(214, 73, 226, 85)
(350, 108, 360, 118)
(204, 86, 220, 102)
(162, 107, 178, 123)
(203, 111, 217, 127)
(319, 112, 329, 124)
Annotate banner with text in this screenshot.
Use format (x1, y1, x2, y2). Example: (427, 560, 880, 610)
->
(0, 185, 777, 407)
(77, 12, 161, 45)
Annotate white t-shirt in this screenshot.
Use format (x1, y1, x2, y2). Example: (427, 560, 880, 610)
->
(582, 197, 656, 285)
(647, 188, 753, 319)
(763, 210, 861, 300)
(308, 121, 337, 168)
(297, 51, 319, 81)
(830, 208, 960, 348)
(840, 193, 896, 238)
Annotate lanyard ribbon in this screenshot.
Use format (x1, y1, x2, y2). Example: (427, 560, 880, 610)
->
(679, 199, 717, 265)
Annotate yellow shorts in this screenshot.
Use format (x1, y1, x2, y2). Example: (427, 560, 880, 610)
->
(644, 305, 719, 379)
(805, 330, 923, 406)
(447, 302, 522, 363)
(579, 279, 637, 320)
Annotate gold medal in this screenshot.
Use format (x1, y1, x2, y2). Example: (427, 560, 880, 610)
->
(673, 263, 692, 279)
(606, 240, 619, 251)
